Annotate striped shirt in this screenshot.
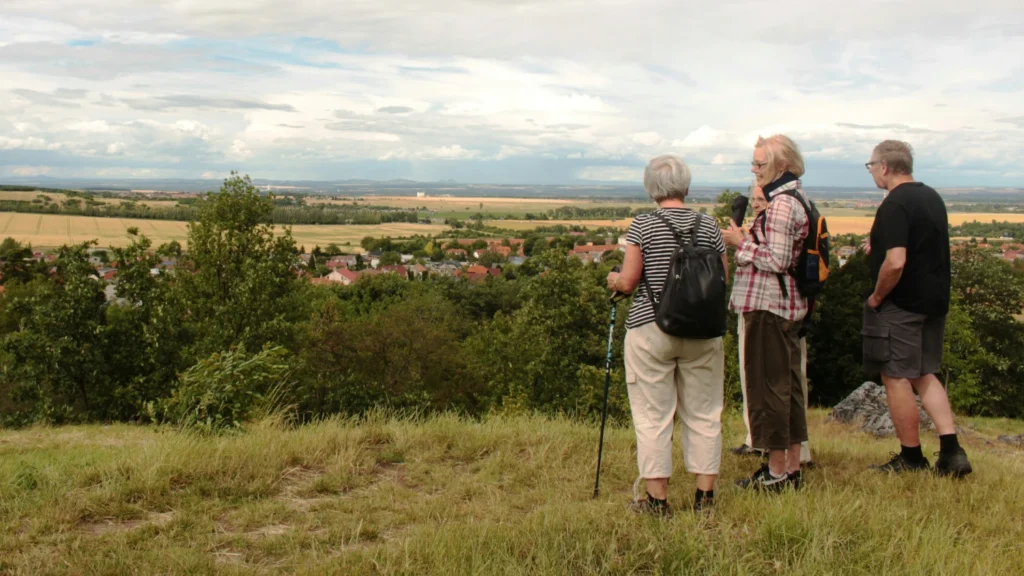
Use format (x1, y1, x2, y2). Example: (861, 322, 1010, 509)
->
(625, 208, 726, 329)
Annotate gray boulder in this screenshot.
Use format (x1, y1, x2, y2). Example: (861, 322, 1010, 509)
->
(998, 434, 1024, 447)
(827, 381, 934, 437)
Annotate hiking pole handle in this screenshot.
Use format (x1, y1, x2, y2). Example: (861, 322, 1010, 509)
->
(609, 265, 628, 303)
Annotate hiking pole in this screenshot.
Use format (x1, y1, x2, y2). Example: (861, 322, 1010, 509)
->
(594, 267, 628, 499)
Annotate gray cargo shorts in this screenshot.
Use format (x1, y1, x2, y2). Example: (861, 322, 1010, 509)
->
(862, 301, 946, 380)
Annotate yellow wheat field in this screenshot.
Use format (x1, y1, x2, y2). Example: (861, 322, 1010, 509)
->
(491, 212, 1024, 235)
(0, 212, 447, 252)
(5, 210, 1023, 251)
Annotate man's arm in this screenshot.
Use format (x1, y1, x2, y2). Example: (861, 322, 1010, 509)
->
(867, 247, 906, 308)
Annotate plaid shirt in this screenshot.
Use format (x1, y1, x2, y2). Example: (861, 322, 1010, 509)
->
(729, 180, 809, 322)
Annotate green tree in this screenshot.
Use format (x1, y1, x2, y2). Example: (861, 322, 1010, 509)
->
(0, 237, 44, 284)
(714, 190, 741, 229)
(0, 243, 108, 422)
(477, 250, 506, 268)
(172, 173, 304, 359)
(379, 251, 402, 266)
(465, 250, 617, 416)
(806, 252, 874, 406)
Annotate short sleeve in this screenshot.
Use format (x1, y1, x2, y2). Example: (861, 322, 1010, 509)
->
(877, 200, 909, 250)
(701, 215, 726, 254)
(626, 217, 644, 247)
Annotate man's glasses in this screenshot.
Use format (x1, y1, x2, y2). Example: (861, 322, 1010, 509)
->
(864, 161, 879, 170)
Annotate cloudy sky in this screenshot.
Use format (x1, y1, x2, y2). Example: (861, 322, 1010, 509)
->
(2, 1, 1024, 186)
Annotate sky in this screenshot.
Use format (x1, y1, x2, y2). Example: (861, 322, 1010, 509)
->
(2, 0, 1024, 187)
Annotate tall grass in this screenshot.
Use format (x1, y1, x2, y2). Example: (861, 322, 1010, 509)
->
(0, 409, 1021, 575)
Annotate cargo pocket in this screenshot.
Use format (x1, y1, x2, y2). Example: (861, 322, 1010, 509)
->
(861, 326, 891, 364)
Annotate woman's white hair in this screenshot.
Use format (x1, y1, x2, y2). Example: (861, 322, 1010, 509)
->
(643, 155, 691, 202)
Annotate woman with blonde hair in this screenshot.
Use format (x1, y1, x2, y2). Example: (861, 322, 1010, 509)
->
(722, 135, 811, 492)
(731, 181, 815, 469)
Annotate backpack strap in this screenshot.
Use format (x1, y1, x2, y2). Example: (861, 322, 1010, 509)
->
(754, 203, 791, 299)
(651, 211, 693, 247)
(641, 210, 701, 307)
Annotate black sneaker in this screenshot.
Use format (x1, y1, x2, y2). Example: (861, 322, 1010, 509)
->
(694, 493, 714, 513)
(730, 444, 765, 457)
(628, 495, 671, 517)
(934, 449, 973, 478)
(787, 470, 802, 491)
(735, 463, 790, 492)
(870, 452, 931, 473)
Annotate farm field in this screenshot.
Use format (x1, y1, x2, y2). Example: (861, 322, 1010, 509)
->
(316, 195, 662, 219)
(491, 211, 1024, 235)
(0, 212, 447, 251)
(4, 209, 1024, 250)
(0, 191, 178, 209)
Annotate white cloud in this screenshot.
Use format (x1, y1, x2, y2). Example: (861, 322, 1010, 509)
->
(229, 139, 251, 158)
(0, 136, 62, 150)
(577, 165, 641, 182)
(495, 145, 530, 160)
(0, 1, 1022, 184)
(673, 126, 727, 150)
(632, 132, 662, 147)
(381, 144, 480, 160)
(7, 165, 53, 176)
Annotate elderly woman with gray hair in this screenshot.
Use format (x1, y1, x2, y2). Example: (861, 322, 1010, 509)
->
(606, 155, 728, 515)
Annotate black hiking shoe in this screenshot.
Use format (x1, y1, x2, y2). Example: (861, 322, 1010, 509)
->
(730, 444, 764, 457)
(628, 497, 672, 517)
(735, 463, 790, 493)
(870, 452, 931, 473)
(934, 449, 973, 478)
(787, 470, 802, 491)
(693, 492, 714, 513)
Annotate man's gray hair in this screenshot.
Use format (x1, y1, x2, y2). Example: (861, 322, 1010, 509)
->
(643, 155, 691, 202)
(874, 140, 914, 175)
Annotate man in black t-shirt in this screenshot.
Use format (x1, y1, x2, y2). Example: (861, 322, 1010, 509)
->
(863, 140, 972, 478)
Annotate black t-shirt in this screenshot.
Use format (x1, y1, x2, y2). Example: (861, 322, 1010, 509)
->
(869, 182, 950, 316)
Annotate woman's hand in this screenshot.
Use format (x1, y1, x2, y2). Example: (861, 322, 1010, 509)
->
(606, 271, 620, 291)
(722, 223, 747, 248)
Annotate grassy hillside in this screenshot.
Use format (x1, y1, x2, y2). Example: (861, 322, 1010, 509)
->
(1, 409, 1022, 575)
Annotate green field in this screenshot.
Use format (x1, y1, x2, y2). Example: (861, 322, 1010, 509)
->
(0, 409, 1021, 575)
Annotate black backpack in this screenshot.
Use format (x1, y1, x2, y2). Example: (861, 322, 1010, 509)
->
(757, 189, 830, 298)
(642, 212, 727, 339)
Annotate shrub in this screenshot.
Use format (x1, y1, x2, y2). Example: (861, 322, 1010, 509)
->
(158, 345, 295, 432)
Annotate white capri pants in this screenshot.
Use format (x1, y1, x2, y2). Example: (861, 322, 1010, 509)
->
(624, 322, 725, 478)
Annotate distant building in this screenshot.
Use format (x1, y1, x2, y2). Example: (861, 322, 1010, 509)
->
(569, 242, 625, 263)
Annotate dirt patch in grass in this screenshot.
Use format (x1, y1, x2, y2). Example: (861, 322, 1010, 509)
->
(78, 511, 175, 535)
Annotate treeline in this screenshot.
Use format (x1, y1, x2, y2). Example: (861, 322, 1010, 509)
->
(0, 196, 424, 225)
(1, 175, 1022, 430)
(948, 220, 1024, 241)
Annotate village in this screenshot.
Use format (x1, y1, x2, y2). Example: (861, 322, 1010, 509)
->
(6, 232, 1024, 301)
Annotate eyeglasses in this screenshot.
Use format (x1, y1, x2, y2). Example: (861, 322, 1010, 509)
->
(864, 161, 879, 170)
(750, 161, 768, 169)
